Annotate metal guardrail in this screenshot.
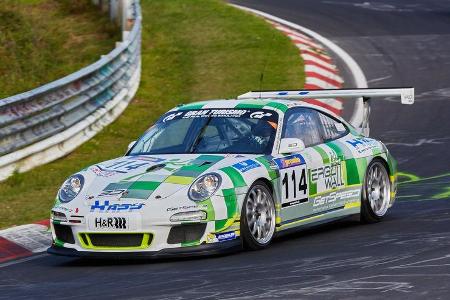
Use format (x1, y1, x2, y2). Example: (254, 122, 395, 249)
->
(0, 0, 142, 181)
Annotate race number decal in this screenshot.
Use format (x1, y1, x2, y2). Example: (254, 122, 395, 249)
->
(280, 165, 308, 208)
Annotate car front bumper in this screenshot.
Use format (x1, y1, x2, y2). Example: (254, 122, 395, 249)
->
(47, 239, 242, 259)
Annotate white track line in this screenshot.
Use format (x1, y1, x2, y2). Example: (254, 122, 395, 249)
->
(0, 253, 48, 269)
(230, 4, 368, 127)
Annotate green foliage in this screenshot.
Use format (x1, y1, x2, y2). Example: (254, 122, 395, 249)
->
(0, 0, 119, 98)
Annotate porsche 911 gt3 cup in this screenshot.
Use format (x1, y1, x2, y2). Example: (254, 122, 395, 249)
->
(48, 88, 414, 258)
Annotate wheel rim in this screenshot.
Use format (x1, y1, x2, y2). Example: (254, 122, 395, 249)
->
(245, 186, 275, 245)
(366, 162, 391, 217)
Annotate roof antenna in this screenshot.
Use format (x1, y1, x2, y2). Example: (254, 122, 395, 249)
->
(259, 61, 267, 99)
(258, 30, 276, 99)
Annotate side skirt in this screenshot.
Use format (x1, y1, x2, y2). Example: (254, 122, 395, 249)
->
(275, 204, 361, 233)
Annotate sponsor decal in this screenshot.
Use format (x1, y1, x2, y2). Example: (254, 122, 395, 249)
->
(216, 231, 237, 242)
(232, 159, 261, 173)
(163, 112, 183, 122)
(183, 109, 248, 119)
(162, 109, 277, 122)
(90, 157, 150, 177)
(346, 137, 379, 154)
(281, 198, 308, 208)
(100, 160, 150, 174)
(166, 204, 207, 212)
(311, 163, 345, 190)
(94, 217, 128, 229)
(280, 164, 308, 207)
(91, 165, 123, 177)
(250, 111, 272, 119)
(312, 189, 360, 212)
(90, 200, 145, 212)
(273, 154, 305, 169)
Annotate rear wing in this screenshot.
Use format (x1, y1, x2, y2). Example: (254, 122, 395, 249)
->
(237, 87, 414, 136)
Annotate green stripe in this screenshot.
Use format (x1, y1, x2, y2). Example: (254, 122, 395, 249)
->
(181, 240, 201, 247)
(345, 158, 360, 185)
(265, 102, 288, 112)
(204, 199, 215, 221)
(255, 156, 277, 180)
(326, 141, 345, 159)
(215, 219, 228, 231)
(221, 166, 247, 187)
(222, 188, 238, 219)
(313, 146, 330, 164)
(356, 157, 368, 182)
(177, 102, 208, 110)
(55, 239, 65, 247)
(235, 103, 265, 109)
(308, 169, 317, 195)
(128, 181, 160, 190)
(174, 155, 225, 176)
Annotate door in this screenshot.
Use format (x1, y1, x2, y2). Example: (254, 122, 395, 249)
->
(275, 107, 325, 225)
(314, 111, 360, 214)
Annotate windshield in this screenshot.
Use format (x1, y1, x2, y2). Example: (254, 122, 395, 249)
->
(128, 108, 279, 155)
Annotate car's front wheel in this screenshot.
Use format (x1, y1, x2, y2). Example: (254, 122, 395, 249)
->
(240, 182, 276, 250)
(361, 159, 391, 223)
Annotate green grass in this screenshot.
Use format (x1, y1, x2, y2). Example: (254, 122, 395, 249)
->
(0, 0, 119, 98)
(0, 0, 305, 229)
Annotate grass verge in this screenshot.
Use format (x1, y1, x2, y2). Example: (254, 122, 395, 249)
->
(0, 0, 119, 98)
(0, 0, 305, 229)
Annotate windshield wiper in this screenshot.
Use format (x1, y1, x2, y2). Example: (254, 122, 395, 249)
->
(189, 117, 212, 153)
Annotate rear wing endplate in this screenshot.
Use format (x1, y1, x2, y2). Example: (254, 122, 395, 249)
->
(237, 87, 414, 136)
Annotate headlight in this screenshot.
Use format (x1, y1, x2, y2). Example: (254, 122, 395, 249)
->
(188, 173, 221, 201)
(58, 174, 84, 203)
(51, 210, 67, 222)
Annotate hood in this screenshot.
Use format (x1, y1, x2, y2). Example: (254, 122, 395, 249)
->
(79, 153, 258, 202)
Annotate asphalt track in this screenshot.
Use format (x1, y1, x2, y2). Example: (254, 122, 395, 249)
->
(1, 1, 450, 299)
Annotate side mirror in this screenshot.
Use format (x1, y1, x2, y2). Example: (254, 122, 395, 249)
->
(279, 138, 305, 154)
(127, 141, 136, 151)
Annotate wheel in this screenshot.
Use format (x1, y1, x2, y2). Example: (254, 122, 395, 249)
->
(240, 182, 276, 250)
(361, 159, 391, 223)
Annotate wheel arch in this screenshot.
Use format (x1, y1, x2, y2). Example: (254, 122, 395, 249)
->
(371, 156, 392, 176)
(253, 177, 274, 195)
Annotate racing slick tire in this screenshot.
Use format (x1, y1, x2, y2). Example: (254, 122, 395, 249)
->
(361, 159, 391, 223)
(240, 181, 276, 250)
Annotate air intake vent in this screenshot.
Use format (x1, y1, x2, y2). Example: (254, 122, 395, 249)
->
(54, 224, 75, 244)
(80, 233, 152, 249)
(167, 223, 207, 244)
(146, 164, 166, 172)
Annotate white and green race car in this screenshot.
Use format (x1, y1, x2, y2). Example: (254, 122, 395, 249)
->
(48, 88, 414, 258)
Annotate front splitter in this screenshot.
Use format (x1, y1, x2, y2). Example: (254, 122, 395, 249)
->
(47, 239, 242, 259)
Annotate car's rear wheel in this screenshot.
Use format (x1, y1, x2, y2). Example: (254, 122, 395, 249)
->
(240, 182, 276, 250)
(361, 159, 391, 223)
